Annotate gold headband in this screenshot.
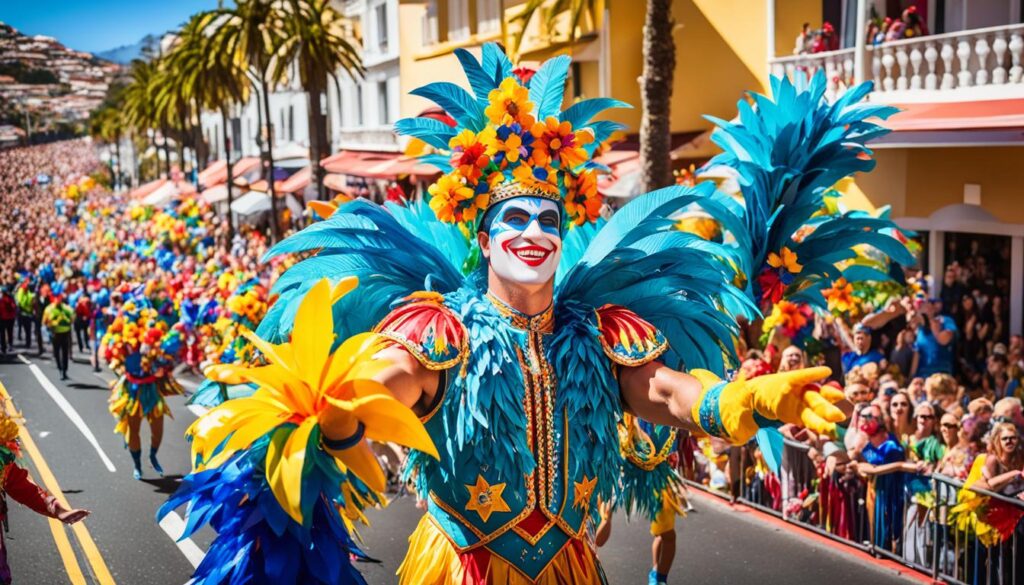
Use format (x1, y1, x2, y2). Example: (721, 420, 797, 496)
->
(488, 182, 562, 208)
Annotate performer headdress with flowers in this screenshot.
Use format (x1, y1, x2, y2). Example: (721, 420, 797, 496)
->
(395, 44, 627, 228)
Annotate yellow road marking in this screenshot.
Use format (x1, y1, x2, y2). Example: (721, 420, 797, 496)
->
(0, 381, 116, 584)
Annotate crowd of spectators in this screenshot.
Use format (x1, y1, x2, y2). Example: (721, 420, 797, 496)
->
(0, 139, 279, 375)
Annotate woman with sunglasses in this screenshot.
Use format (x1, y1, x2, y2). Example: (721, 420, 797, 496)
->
(976, 422, 1024, 496)
(903, 402, 943, 564)
(886, 390, 915, 446)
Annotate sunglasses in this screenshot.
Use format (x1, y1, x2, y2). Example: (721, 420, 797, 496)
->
(861, 413, 880, 421)
(941, 423, 959, 430)
(1000, 436, 1019, 443)
(916, 414, 935, 420)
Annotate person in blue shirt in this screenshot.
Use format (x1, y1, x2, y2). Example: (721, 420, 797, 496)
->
(841, 323, 886, 375)
(911, 297, 956, 378)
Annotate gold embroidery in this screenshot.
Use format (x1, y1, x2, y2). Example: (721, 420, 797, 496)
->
(573, 476, 597, 510)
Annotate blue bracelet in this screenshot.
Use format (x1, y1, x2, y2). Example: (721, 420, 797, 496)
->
(697, 381, 730, 439)
(321, 422, 365, 451)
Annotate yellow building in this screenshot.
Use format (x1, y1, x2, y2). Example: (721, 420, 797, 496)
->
(396, 0, 1024, 333)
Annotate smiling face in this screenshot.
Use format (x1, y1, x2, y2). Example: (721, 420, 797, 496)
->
(480, 197, 562, 287)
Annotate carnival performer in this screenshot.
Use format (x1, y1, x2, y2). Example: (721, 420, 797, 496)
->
(100, 290, 184, 479)
(0, 385, 89, 585)
(162, 46, 910, 584)
(595, 414, 686, 585)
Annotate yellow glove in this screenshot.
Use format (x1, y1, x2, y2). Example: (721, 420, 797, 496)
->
(689, 366, 845, 444)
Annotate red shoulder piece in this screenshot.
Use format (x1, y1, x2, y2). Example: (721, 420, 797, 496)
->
(373, 292, 468, 370)
(595, 304, 668, 367)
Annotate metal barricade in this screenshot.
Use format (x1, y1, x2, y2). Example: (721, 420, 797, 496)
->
(682, 439, 1024, 584)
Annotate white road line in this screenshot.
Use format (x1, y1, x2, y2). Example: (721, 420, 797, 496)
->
(158, 511, 207, 568)
(17, 354, 117, 472)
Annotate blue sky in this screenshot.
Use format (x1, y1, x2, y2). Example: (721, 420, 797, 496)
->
(2, 0, 222, 53)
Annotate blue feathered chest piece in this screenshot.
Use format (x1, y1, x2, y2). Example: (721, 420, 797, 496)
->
(380, 289, 666, 577)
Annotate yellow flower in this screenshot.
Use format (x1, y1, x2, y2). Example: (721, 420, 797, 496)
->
(822, 277, 856, 313)
(485, 77, 535, 127)
(767, 247, 803, 274)
(762, 300, 808, 333)
(428, 173, 488, 224)
(448, 128, 495, 184)
(198, 278, 438, 523)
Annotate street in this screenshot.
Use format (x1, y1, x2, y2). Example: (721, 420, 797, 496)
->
(0, 348, 922, 585)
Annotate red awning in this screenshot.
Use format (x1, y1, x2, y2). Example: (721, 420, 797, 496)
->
(884, 98, 1024, 132)
(130, 178, 167, 200)
(279, 167, 311, 194)
(595, 150, 641, 198)
(200, 157, 262, 187)
(322, 150, 440, 180)
(322, 173, 354, 195)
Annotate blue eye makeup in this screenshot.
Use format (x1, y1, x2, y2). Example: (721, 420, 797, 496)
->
(489, 198, 562, 239)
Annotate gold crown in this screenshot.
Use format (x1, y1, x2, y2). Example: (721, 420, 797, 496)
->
(489, 182, 562, 208)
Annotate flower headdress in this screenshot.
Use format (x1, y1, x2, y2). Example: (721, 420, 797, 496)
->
(395, 44, 628, 227)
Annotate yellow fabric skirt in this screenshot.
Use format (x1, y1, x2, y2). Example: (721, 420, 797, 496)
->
(397, 514, 606, 585)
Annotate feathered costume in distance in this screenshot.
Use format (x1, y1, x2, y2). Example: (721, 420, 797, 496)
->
(161, 45, 909, 584)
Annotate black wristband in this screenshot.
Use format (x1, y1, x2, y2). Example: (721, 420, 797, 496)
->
(321, 422, 365, 451)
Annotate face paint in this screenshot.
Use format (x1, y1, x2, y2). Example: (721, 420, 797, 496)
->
(485, 197, 562, 286)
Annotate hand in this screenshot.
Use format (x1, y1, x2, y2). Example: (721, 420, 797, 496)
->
(723, 367, 845, 443)
(57, 507, 89, 525)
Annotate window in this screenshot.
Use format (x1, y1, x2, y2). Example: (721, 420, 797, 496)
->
(287, 105, 294, 144)
(378, 80, 389, 125)
(355, 85, 364, 126)
(422, 0, 439, 45)
(375, 3, 388, 53)
(279, 110, 286, 144)
(448, 0, 469, 42)
(477, 0, 500, 34)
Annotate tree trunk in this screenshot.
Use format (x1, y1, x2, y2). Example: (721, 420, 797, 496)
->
(114, 134, 122, 191)
(639, 0, 675, 193)
(307, 78, 328, 201)
(161, 125, 173, 179)
(222, 108, 235, 246)
(260, 77, 281, 241)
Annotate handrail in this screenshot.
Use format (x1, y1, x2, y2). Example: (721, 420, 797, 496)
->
(866, 22, 1024, 51)
(932, 471, 1024, 508)
(770, 47, 855, 64)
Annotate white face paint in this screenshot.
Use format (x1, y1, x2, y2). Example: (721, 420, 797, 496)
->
(484, 197, 562, 286)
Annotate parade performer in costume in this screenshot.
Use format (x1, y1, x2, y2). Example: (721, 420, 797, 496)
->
(162, 45, 909, 584)
(0, 385, 89, 584)
(100, 290, 184, 479)
(595, 414, 686, 585)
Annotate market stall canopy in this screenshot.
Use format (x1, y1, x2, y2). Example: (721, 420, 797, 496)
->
(130, 178, 167, 200)
(272, 142, 309, 169)
(322, 173, 354, 195)
(142, 180, 197, 207)
(279, 166, 311, 194)
(200, 157, 261, 187)
(230, 190, 271, 217)
(201, 184, 229, 205)
(322, 150, 439, 180)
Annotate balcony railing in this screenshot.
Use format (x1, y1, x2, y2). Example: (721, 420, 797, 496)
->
(769, 23, 1024, 103)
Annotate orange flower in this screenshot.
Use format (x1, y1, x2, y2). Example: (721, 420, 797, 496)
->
(822, 277, 856, 313)
(485, 77, 535, 127)
(762, 300, 808, 334)
(448, 128, 495, 184)
(530, 117, 592, 170)
(767, 247, 803, 274)
(564, 170, 602, 226)
(428, 173, 488, 224)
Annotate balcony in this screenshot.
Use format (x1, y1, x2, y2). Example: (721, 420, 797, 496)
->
(336, 127, 400, 152)
(770, 23, 1024, 104)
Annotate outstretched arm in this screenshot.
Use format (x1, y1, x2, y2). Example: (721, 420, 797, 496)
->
(620, 362, 845, 444)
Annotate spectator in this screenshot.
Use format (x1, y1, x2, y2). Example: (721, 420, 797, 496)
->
(889, 328, 916, 380)
(42, 293, 73, 380)
(993, 397, 1024, 435)
(886, 390, 915, 444)
(778, 345, 806, 372)
(911, 297, 956, 378)
(968, 398, 994, 425)
(983, 353, 1012, 400)
(14, 282, 35, 350)
(73, 292, 91, 354)
(939, 415, 983, 480)
(937, 412, 960, 457)
(925, 373, 960, 412)
(0, 287, 15, 354)
(904, 402, 942, 564)
(844, 381, 873, 405)
(849, 403, 914, 551)
(906, 376, 926, 405)
(975, 422, 1024, 496)
(842, 324, 886, 375)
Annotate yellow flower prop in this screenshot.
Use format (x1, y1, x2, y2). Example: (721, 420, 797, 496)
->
(530, 117, 592, 170)
(428, 173, 489, 224)
(194, 278, 438, 523)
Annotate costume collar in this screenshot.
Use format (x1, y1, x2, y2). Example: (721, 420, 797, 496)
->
(485, 292, 554, 334)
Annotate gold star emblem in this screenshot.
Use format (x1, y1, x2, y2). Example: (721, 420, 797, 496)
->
(464, 475, 510, 523)
(573, 475, 597, 510)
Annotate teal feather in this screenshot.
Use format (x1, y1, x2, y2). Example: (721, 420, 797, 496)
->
(393, 117, 457, 150)
(560, 97, 631, 128)
(527, 55, 572, 119)
(454, 48, 498, 106)
(410, 82, 486, 132)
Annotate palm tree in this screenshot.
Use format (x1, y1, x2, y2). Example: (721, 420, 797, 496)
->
(122, 59, 162, 180)
(211, 0, 285, 240)
(164, 11, 251, 244)
(512, 0, 676, 193)
(273, 0, 363, 201)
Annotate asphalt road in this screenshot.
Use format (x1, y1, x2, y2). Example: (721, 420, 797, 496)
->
(0, 346, 923, 585)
